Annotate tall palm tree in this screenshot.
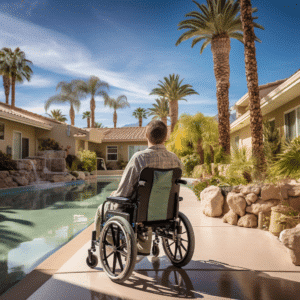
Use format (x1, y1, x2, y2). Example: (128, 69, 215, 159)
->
(104, 95, 130, 128)
(46, 109, 67, 122)
(94, 122, 105, 128)
(150, 74, 198, 133)
(240, 0, 265, 171)
(175, 0, 263, 154)
(0, 48, 12, 105)
(0, 47, 33, 108)
(45, 81, 81, 126)
(82, 111, 91, 128)
(132, 107, 148, 127)
(147, 97, 170, 126)
(74, 76, 109, 128)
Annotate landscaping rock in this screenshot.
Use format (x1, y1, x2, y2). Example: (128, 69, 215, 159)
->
(261, 184, 281, 201)
(0, 171, 9, 179)
(231, 185, 241, 193)
(246, 199, 280, 215)
(223, 210, 238, 225)
(223, 200, 230, 215)
(287, 197, 300, 212)
(287, 185, 300, 197)
(76, 171, 85, 180)
(4, 176, 13, 184)
(50, 158, 66, 172)
(245, 193, 258, 205)
(237, 214, 258, 228)
(84, 171, 90, 177)
(240, 185, 260, 196)
(278, 183, 293, 200)
(0, 181, 8, 189)
(227, 192, 246, 217)
(279, 224, 300, 265)
(13, 176, 29, 186)
(200, 186, 224, 217)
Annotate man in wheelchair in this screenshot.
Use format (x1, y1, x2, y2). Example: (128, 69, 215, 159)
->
(88, 120, 195, 283)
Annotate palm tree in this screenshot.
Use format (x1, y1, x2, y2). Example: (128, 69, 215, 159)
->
(45, 81, 81, 126)
(0, 49, 11, 105)
(0, 47, 33, 107)
(94, 122, 105, 128)
(147, 97, 169, 126)
(175, 0, 263, 154)
(150, 74, 198, 133)
(240, 0, 265, 171)
(132, 107, 148, 127)
(74, 76, 109, 128)
(46, 109, 67, 122)
(103, 95, 130, 128)
(82, 111, 91, 128)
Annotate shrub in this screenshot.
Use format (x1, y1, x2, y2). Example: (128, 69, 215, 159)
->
(269, 137, 300, 179)
(117, 160, 127, 170)
(38, 138, 62, 151)
(0, 151, 17, 170)
(214, 146, 228, 164)
(77, 150, 97, 172)
(204, 151, 212, 165)
(181, 154, 201, 177)
(192, 181, 208, 200)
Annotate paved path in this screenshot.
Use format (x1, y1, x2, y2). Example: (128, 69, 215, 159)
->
(4, 186, 300, 300)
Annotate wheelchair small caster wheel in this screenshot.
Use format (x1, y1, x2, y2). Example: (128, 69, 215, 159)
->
(152, 244, 159, 257)
(86, 254, 98, 268)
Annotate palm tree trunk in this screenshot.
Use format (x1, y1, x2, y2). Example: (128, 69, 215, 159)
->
(87, 117, 90, 128)
(197, 139, 204, 165)
(70, 104, 75, 126)
(11, 76, 16, 107)
(139, 118, 142, 127)
(240, 0, 265, 171)
(113, 109, 117, 128)
(161, 116, 167, 126)
(3, 75, 10, 105)
(169, 100, 178, 133)
(90, 97, 95, 128)
(211, 36, 231, 155)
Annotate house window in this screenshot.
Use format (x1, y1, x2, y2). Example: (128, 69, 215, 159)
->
(0, 122, 4, 140)
(128, 145, 148, 161)
(234, 136, 239, 149)
(107, 146, 118, 161)
(285, 107, 300, 141)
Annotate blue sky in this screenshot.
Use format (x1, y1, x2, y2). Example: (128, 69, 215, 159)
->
(0, 0, 299, 128)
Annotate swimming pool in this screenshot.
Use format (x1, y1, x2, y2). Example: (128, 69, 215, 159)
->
(0, 176, 121, 295)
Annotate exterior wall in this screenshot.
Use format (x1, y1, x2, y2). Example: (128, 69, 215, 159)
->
(0, 118, 38, 157)
(230, 95, 300, 153)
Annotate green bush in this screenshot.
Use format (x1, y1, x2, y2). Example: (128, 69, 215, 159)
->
(192, 181, 208, 200)
(38, 138, 62, 151)
(181, 154, 201, 177)
(0, 151, 17, 170)
(117, 160, 128, 170)
(214, 146, 228, 164)
(204, 151, 212, 165)
(269, 137, 300, 179)
(77, 150, 97, 172)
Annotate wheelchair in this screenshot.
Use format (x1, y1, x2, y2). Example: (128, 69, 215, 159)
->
(86, 167, 195, 283)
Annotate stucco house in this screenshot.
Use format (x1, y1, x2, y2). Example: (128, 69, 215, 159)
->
(87, 126, 171, 169)
(0, 102, 101, 160)
(230, 69, 300, 152)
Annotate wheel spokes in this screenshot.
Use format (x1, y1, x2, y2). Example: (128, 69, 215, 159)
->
(112, 253, 117, 273)
(117, 252, 124, 271)
(180, 242, 187, 252)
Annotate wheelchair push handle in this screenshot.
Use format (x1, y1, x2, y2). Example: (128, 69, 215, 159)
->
(175, 179, 187, 185)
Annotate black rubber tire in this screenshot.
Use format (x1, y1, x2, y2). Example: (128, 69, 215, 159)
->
(162, 212, 195, 267)
(152, 244, 160, 257)
(99, 216, 137, 283)
(86, 254, 98, 268)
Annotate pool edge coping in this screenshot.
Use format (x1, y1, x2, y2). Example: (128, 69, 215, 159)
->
(1, 223, 94, 300)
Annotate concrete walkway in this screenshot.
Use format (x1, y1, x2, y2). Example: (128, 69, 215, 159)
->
(3, 186, 300, 300)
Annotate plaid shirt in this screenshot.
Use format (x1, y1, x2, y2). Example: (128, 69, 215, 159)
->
(112, 144, 183, 199)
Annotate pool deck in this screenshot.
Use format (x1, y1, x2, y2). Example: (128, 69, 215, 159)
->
(2, 185, 300, 300)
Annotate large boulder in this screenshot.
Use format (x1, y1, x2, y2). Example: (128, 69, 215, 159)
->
(246, 199, 280, 215)
(240, 185, 260, 196)
(227, 192, 246, 217)
(13, 176, 29, 186)
(279, 224, 300, 265)
(261, 184, 281, 201)
(76, 171, 85, 180)
(237, 214, 258, 228)
(287, 185, 300, 197)
(200, 186, 224, 217)
(0, 181, 8, 189)
(223, 210, 238, 225)
(245, 193, 258, 205)
(0, 171, 9, 180)
(50, 158, 66, 172)
(287, 197, 300, 212)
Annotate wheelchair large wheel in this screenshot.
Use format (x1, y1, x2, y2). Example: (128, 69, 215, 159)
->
(162, 212, 195, 267)
(99, 216, 137, 283)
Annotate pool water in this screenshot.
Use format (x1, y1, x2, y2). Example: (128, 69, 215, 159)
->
(0, 176, 121, 295)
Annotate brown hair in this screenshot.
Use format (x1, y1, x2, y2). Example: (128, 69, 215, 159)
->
(145, 120, 167, 144)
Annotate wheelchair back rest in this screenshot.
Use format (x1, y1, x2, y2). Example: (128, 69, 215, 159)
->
(136, 167, 182, 222)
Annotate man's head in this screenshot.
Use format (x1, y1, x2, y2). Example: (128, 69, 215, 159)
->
(145, 120, 167, 145)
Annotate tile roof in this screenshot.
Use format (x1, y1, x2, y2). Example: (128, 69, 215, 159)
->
(95, 126, 171, 142)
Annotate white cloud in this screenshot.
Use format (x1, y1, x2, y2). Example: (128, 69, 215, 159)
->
(22, 75, 55, 88)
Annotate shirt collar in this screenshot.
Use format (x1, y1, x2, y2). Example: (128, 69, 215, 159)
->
(148, 144, 166, 150)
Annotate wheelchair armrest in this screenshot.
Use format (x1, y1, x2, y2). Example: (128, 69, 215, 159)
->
(106, 196, 132, 204)
(179, 197, 183, 202)
(176, 179, 187, 185)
